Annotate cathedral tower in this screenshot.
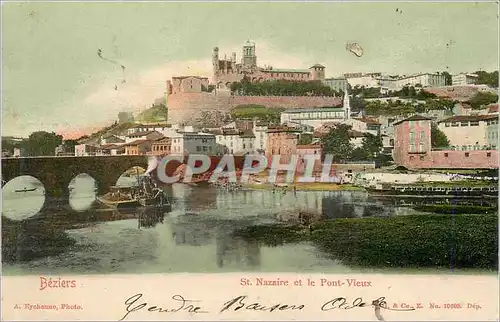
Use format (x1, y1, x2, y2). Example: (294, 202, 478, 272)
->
(242, 40, 257, 68)
(212, 47, 220, 83)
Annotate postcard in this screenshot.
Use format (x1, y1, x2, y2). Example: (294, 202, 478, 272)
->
(1, 1, 499, 321)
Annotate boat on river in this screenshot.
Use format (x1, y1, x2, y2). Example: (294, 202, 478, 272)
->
(14, 187, 37, 193)
(96, 176, 171, 210)
(366, 182, 498, 198)
(96, 186, 141, 209)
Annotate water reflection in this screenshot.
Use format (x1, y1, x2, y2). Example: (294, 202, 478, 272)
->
(216, 233, 261, 268)
(69, 174, 96, 212)
(2, 177, 497, 275)
(2, 176, 46, 220)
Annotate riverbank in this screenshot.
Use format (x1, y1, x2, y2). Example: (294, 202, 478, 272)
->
(244, 182, 366, 191)
(233, 213, 498, 270)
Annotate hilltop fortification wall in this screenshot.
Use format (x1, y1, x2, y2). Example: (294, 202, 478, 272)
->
(167, 92, 342, 124)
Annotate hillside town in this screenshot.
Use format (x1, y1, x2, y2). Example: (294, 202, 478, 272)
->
(2, 3, 500, 295)
(2, 41, 499, 174)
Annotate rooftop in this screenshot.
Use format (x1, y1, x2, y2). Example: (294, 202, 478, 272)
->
(310, 64, 326, 69)
(172, 76, 209, 80)
(262, 68, 310, 74)
(297, 144, 322, 149)
(267, 126, 302, 133)
(438, 115, 498, 123)
(393, 115, 433, 126)
(353, 117, 381, 125)
(124, 139, 150, 146)
(282, 107, 344, 113)
(128, 131, 160, 137)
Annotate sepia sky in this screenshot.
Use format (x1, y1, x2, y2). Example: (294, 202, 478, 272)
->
(2, 1, 498, 138)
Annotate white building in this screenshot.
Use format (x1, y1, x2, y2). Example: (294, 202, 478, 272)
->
(323, 77, 348, 92)
(280, 107, 345, 129)
(125, 131, 164, 143)
(344, 72, 382, 88)
(209, 129, 256, 155)
(395, 73, 446, 89)
(253, 122, 270, 152)
(486, 117, 499, 149)
(170, 132, 216, 155)
(452, 73, 478, 86)
(74, 144, 101, 156)
(437, 115, 499, 150)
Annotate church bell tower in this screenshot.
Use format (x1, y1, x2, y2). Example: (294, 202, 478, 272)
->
(242, 40, 257, 68)
(343, 90, 351, 120)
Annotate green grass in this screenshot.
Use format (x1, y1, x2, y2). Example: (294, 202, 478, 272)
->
(231, 104, 283, 120)
(232, 213, 498, 270)
(135, 105, 168, 122)
(311, 214, 498, 269)
(413, 204, 497, 214)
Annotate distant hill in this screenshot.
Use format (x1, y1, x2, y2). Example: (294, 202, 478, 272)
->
(135, 105, 168, 123)
(77, 122, 134, 144)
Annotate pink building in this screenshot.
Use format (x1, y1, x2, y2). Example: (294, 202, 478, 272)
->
(266, 127, 301, 165)
(296, 144, 323, 174)
(393, 115, 498, 169)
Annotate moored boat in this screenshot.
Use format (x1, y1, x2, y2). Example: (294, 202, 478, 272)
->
(96, 186, 141, 209)
(366, 183, 498, 198)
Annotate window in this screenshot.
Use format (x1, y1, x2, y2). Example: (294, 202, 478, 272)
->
(243, 143, 246, 149)
(420, 131, 425, 141)
(465, 152, 470, 157)
(196, 146, 201, 152)
(409, 132, 415, 143)
(445, 123, 450, 127)
(452, 122, 459, 127)
(420, 156, 424, 161)
(470, 121, 479, 126)
(409, 144, 415, 152)
(419, 143, 424, 152)
(203, 146, 207, 152)
(487, 152, 492, 157)
(444, 153, 449, 157)
(461, 122, 469, 127)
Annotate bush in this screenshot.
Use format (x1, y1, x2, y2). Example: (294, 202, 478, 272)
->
(310, 214, 498, 269)
(232, 224, 307, 247)
(413, 204, 497, 214)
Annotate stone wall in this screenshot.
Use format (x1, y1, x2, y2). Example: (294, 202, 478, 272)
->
(167, 92, 342, 124)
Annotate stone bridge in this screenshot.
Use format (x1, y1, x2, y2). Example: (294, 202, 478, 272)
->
(1, 155, 247, 211)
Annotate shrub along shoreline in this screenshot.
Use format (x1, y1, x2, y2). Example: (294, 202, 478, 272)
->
(233, 213, 498, 270)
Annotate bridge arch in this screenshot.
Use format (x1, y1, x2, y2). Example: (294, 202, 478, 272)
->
(68, 173, 97, 212)
(2, 175, 46, 221)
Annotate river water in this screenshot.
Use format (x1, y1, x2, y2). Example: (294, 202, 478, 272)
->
(1, 175, 495, 275)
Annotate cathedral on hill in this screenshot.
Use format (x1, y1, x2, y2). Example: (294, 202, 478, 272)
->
(212, 40, 326, 90)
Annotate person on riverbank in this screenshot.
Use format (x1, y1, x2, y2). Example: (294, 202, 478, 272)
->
(293, 185, 297, 196)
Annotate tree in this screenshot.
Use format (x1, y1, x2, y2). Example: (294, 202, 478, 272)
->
(350, 133, 383, 161)
(298, 133, 313, 145)
(431, 123, 450, 148)
(24, 131, 63, 156)
(320, 124, 353, 162)
(475, 70, 499, 88)
(63, 140, 78, 153)
(467, 92, 498, 109)
(441, 71, 452, 86)
(361, 133, 383, 159)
